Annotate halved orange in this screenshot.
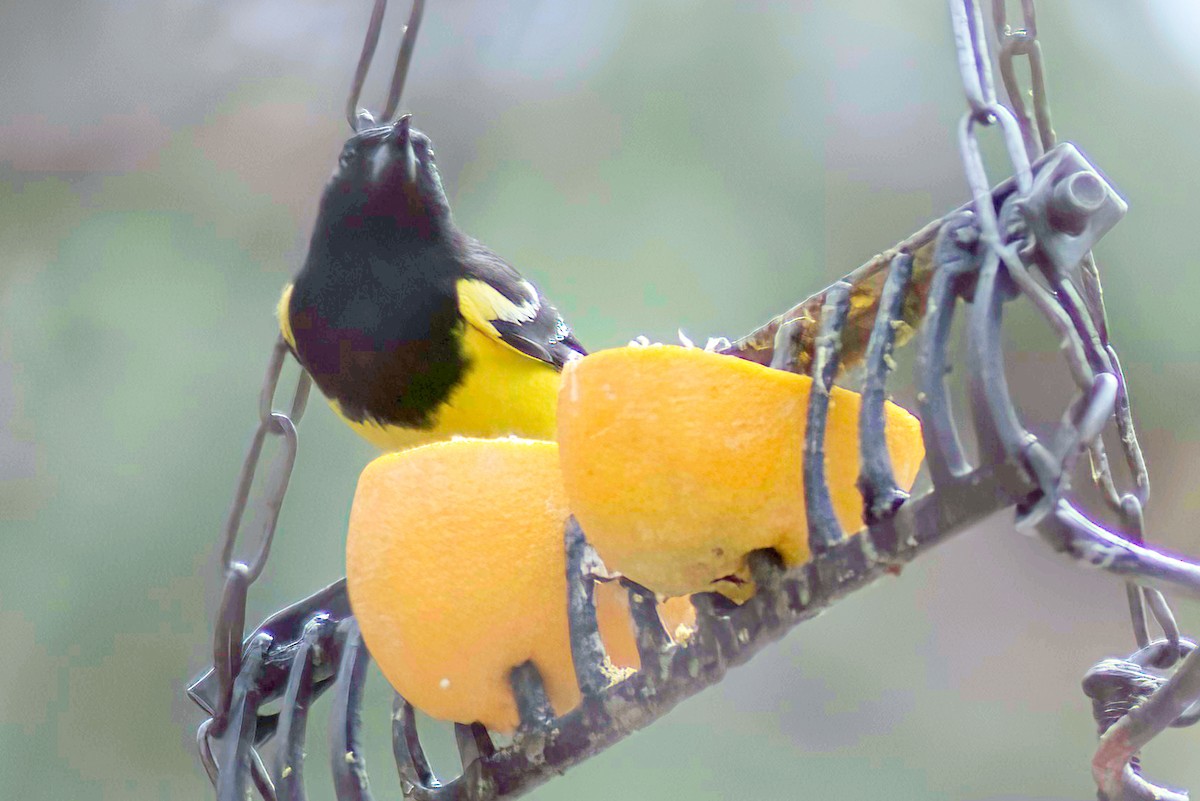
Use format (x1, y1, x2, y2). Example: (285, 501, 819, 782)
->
(557, 345, 924, 600)
(346, 437, 690, 732)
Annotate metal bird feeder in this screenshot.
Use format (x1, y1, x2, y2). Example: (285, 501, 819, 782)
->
(188, 2, 1200, 799)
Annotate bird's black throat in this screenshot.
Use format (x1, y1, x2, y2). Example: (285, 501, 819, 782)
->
(288, 225, 469, 430)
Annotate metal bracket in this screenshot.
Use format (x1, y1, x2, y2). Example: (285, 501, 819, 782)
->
(1019, 144, 1128, 282)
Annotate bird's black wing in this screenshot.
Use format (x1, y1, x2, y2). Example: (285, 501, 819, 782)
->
(454, 236, 586, 370)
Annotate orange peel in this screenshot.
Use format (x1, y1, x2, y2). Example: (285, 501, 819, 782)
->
(556, 345, 925, 601)
(346, 437, 687, 732)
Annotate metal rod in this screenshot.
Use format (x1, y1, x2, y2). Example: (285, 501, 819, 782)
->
(858, 252, 915, 523)
(803, 281, 852, 555)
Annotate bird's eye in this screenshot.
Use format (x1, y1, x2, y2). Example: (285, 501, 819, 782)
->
(338, 149, 354, 169)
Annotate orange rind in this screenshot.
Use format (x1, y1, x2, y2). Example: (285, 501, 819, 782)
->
(556, 345, 925, 600)
(345, 437, 689, 732)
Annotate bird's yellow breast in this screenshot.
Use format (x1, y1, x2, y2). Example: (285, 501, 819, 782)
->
(335, 324, 563, 452)
(278, 281, 564, 453)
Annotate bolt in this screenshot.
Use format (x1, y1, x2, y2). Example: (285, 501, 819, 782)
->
(1048, 170, 1106, 235)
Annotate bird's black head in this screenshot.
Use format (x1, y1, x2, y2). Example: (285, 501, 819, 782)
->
(318, 115, 452, 242)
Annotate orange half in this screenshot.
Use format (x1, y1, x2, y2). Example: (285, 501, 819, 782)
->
(556, 345, 924, 600)
(346, 437, 686, 732)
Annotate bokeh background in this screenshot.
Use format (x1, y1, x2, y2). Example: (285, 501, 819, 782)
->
(5, 0, 1200, 798)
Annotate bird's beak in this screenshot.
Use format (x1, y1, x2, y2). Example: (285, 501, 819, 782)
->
(367, 114, 418, 186)
(391, 114, 417, 185)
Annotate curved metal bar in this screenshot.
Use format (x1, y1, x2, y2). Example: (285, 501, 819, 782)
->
(274, 643, 314, 801)
(274, 616, 334, 801)
(250, 750, 278, 801)
(624, 581, 672, 681)
(1043, 503, 1200, 603)
(803, 281, 852, 555)
(510, 663, 553, 732)
(687, 593, 736, 679)
(455, 722, 495, 768)
(330, 620, 376, 801)
(768, 318, 803, 373)
(216, 634, 276, 801)
(964, 246, 1030, 474)
(392, 693, 437, 792)
(858, 252, 915, 523)
(917, 215, 980, 484)
(746, 549, 787, 630)
(564, 520, 610, 697)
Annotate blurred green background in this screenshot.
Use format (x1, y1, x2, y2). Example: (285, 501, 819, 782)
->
(4, 0, 1200, 798)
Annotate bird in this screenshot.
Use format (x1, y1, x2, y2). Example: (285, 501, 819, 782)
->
(278, 115, 586, 452)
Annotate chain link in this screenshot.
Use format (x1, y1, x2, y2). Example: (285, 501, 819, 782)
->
(993, 0, 1055, 158)
(199, 336, 312, 793)
(950, 0, 998, 122)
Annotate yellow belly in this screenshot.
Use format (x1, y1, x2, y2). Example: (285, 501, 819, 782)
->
(335, 325, 563, 452)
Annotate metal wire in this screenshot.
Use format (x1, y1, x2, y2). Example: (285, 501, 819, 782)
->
(346, 0, 426, 131)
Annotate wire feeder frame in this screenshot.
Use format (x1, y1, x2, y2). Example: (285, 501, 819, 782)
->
(189, 2, 1200, 799)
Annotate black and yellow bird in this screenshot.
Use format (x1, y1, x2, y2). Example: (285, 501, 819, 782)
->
(278, 115, 586, 451)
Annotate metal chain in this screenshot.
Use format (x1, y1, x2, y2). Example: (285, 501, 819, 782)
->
(952, 0, 1114, 411)
(986, 0, 1170, 658)
(198, 336, 312, 793)
(989, 0, 1149, 506)
(993, 0, 1054, 158)
(196, 3, 421, 787)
